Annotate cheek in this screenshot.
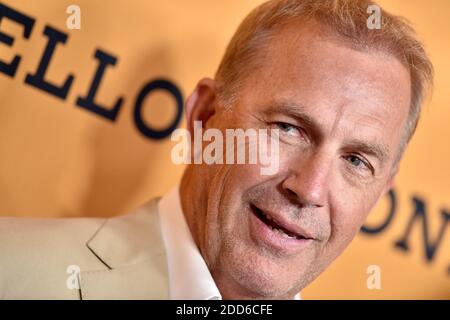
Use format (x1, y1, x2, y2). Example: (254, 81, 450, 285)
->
(325, 183, 384, 256)
(204, 164, 262, 237)
(320, 208, 362, 267)
(210, 163, 285, 244)
(217, 164, 268, 227)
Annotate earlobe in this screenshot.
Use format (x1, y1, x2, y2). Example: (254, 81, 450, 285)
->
(185, 78, 217, 135)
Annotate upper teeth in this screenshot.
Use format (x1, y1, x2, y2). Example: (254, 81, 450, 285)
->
(273, 227, 296, 239)
(263, 213, 298, 239)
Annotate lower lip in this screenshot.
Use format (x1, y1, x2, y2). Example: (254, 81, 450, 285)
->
(249, 206, 313, 254)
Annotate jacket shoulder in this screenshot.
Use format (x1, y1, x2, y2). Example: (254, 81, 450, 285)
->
(0, 199, 164, 299)
(0, 215, 107, 299)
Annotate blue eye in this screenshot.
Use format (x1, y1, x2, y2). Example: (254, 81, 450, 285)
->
(276, 122, 298, 134)
(345, 155, 374, 174)
(347, 155, 364, 167)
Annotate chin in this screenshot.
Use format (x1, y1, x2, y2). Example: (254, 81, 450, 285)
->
(221, 243, 309, 298)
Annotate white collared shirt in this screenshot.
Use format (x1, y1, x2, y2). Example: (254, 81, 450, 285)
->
(158, 185, 301, 300)
(159, 185, 221, 300)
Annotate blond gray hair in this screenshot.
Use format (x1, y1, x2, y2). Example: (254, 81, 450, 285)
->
(215, 0, 433, 160)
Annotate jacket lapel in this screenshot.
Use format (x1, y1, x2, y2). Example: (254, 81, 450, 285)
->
(80, 198, 169, 299)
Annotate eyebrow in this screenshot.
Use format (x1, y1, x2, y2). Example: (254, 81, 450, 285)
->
(263, 101, 390, 163)
(264, 101, 321, 136)
(344, 140, 390, 164)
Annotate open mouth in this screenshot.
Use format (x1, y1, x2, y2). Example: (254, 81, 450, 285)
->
(250, 204, 310, 241)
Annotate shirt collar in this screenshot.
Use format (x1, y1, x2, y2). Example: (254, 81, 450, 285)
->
(158, 185, 221, 300)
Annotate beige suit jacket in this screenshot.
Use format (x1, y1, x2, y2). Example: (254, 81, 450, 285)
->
(0, 199, 169, 299)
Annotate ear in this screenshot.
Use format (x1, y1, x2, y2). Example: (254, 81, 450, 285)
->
(185, 78, 217, 136)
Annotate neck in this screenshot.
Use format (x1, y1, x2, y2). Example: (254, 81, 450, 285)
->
(179, 167, 205, 257)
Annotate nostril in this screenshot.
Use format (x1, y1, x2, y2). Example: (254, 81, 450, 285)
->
(280, 173, 327, 209)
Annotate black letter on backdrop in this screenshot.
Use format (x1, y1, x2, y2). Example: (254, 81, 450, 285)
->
(25, 25, 74, 100)
(0, 3, 35, 77)
(133, 79, 183, 140)
(76, 49, 123, 121)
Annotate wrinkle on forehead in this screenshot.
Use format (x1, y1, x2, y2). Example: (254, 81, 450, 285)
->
(239, 22, 411, 162)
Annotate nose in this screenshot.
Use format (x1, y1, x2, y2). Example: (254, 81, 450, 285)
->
(281, 151, 331, 208)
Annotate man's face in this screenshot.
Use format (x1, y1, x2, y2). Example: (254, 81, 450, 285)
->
(185, 22, 411, 299)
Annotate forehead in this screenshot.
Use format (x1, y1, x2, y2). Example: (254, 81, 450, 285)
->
(238, 21, 411, 159)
